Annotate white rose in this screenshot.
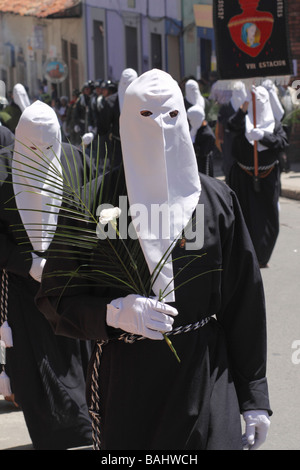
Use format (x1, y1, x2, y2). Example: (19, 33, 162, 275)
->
(99, 207, 121, 226)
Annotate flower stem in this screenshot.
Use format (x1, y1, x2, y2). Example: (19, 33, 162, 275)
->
(159, 289, 181, 364)
(163, 334, 181, 363)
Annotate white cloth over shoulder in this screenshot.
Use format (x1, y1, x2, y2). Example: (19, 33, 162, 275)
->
(12, 100, 63, 253)
(120, 69, 201, 302)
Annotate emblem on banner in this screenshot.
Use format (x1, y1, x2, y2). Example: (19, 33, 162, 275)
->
(228, 0, 274, 58)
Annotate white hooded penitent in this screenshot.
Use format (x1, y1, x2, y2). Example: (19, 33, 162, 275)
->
(12, 100, 63, 253)
(120, 69, 201, 302)
(185, 79, 205, 110)
(245, 86, 275, 152)
(13, 83, 31, 112)
(118, 68, 138, 112)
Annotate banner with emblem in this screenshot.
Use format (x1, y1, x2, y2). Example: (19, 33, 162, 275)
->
(213, 0, 293, 82)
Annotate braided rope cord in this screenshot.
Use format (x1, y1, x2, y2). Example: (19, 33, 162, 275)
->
(0, 269, 9, 372)
(89, 341, 106, 450)
(88, 316, 211, 450)
(0, 269, 8, 326)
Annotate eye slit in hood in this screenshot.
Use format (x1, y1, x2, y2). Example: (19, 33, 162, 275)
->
(169, 110, 179, 118)
(140, 110, 153, 117)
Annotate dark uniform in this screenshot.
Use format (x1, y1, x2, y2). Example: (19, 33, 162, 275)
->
(228, 107, 288, 266)
(36, 166, 272, 450)
(0, 142, 93, 449)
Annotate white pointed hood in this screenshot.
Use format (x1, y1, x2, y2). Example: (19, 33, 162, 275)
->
(120, 69, 201, 302)
(12, 100, 63, 252)
(245, 86, 275, 152)
(13, 83, 30, 112)
(118, 68, 138, 112)
(230, 81, 247, 111)
(261, 79, 285, 122)
(187, 105, 205, 142)
(185, 79, 205, 109)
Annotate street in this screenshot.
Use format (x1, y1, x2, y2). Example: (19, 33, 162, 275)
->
(0, 195, 300, 451)
(259, 196, 300, 450)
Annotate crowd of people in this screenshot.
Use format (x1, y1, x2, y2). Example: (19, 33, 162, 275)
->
(0, 66, 296, 450)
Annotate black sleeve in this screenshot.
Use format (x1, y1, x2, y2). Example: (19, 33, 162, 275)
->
(217, 189, 272, 415)
(227, 107, 248, 134)
(0, 220, 32, 277)
(35, 203, 112, 342)
(96, 98, 114, 136)
(259, 121, 289, 151)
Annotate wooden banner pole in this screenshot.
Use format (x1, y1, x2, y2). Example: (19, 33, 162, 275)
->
(251, 90, 260, 192)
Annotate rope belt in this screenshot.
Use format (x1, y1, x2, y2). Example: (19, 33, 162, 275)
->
(118, 315, 212, 344)
(237, 161, 278, 179)
(89, 315, 212, 450)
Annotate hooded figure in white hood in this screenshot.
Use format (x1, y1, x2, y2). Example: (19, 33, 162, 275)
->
(36, 69, 271, 451)
(0, 100, 93, 449)
(13, 83, 31, 112)
(227, 85, 288, 267)
(82, 68, 138, 167)
(0, 83, 30, 133)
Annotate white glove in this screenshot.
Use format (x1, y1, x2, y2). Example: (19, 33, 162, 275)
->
(242, 410, 270, 450)
(82, 132, 94, 146)
(29, 253, 46, 282)
(262, 79, 275, 92)
(106, 294, 178, 340)
(74, 125, 81, 133)
(248, 128, 264, 141)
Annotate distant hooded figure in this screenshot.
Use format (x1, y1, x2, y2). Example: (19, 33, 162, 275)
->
(36, 70, 271, 451)
(82, 68, 138, 168)
(0, 83, 30, 133)
(13, 83, 31, 112)
(187, 104, 215, 176)
(0, 125, 15, 148)
(185, 79, 205, 110)
(0, 100, 93, 449)
(118, 68, 138, 112)
(217, 80, 247, 182)
(228, 85, 288, 267)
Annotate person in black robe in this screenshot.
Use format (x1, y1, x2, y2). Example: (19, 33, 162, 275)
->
(36, 70, 271, 451)
(82, 70, 137, 169)
(0, 83, 30, 133)
(227, 86, 288, 268)
(217, 81, 248, 184)
(0, 125, 15, 148)
(187, 104, 215, 176)
(0, 101, 93, 449)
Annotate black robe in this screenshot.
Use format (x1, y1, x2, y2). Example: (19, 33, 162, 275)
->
(217, 102, 236, 182)
(227, 108, 288, 266)
(0, 142, 93, 449)
(36, 167, 271, 450)
(0, 125, 15, 148)
(193, 123, 215, 176)
(96, 92, 122, 168)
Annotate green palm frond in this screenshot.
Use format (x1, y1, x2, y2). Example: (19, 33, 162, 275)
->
(1, 137, 219, 363)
